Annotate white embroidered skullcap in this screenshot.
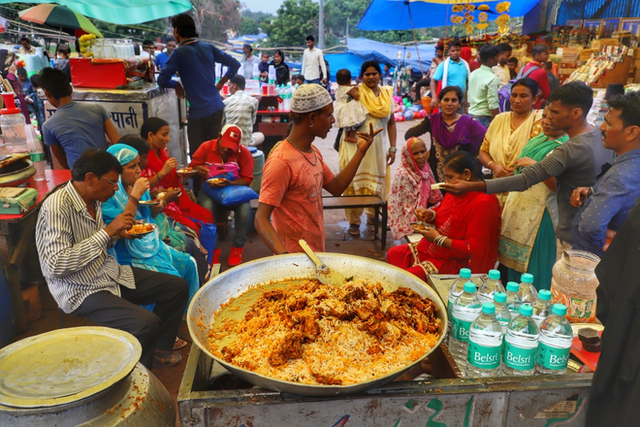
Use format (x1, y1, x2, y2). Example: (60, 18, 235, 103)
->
(290, 84, 333, 113)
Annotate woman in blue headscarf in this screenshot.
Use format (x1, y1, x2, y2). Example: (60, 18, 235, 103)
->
(102, 144, 200, 309)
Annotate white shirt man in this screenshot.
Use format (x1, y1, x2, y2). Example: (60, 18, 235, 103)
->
(301, 36, 327, 84)
(223, 74, 263, 147)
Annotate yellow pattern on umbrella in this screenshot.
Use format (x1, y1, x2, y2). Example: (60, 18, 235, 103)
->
(19, 4, 103, 38)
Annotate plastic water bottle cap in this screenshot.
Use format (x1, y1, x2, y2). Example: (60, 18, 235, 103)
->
(552, 304, 567, 316)
(519, 304, 533, 316)
(506, 282, 520, 292)
(538, 289, 551, 301)
(493, 292, 506, 303)
(481, 302, 495, 314)
(488, 269, 500, 280)
(459, 268, 471, 279)
(521, 273, 534, 284)
(463, 282, 476, 293)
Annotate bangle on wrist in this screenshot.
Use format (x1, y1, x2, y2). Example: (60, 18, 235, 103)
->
(487, 161, 494, 169)
(430, 211, 436, 221)
(388, 147, 397, 153)
(128, 195, 139, 204)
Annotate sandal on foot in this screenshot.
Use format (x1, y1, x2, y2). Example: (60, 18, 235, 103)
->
(153, 351, 182, 368)
(173, 337, 188, 350)
(348, 224, 360, 236)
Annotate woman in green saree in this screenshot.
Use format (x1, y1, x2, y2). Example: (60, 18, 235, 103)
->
(499, 107, 569, 289)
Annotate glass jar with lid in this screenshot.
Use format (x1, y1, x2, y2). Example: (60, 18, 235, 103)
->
(550, 250, 600, 323)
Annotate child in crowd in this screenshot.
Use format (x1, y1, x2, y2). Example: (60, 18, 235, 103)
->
(259, 52, 270, 82)
(293, 74, 304, 87)
(333, 68, 368, 143)
(388, 137, 442, 240)
(55, 44, 71, 81)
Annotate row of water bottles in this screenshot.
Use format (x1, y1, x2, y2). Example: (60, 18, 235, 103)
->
(274, 84, 293, 111)
(448, 269, 573, 377)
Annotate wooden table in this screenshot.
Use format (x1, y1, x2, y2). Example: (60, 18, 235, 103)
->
(0, 170, 71, 333)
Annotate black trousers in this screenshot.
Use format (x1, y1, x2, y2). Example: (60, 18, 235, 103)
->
(187, 109, 224, 156)
(71, 267, 188, 368)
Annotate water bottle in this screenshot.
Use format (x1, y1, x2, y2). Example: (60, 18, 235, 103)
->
(536, 304, 573, 375)
(465, 303, 503, 378)
(252, 63, 261, 80)
(505, 282, 522, 318)
(502, 304, 539, 376)
(478, 269, 505, 303)
(449, 282, 482, 368)
(493, 292, 511, 334)
(447, 268, 472, 328)
(531, 289, 552, 328)
(0, 93, 27, 154)
(518, 273, 538, 304)
(25, 124, 45, 181)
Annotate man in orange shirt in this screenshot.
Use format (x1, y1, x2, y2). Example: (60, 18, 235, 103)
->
(190, 124, 255, 266)
(521, 44, 551, 108)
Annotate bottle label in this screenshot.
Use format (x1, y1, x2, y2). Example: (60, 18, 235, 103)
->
(30, 152, 44, 162)
(537, 340, 571, 370)
(504, 335, 538, 370)
(467, 340, 501, 369)
(452, 318, 472, 341)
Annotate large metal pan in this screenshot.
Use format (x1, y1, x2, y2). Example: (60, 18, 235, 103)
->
(187, 253, 448, 396)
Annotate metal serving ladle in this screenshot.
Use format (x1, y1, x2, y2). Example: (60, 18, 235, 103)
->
(298, 239, 346, 286)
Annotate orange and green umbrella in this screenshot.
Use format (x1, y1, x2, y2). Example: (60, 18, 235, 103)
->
(18, 4, 103, 38)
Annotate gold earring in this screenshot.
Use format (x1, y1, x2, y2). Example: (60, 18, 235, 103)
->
(310, 121, 314, 128)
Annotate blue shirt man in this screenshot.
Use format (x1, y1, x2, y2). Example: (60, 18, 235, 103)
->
(157, 13, 240, 155)
(155, 39, 176, 71)
(571, 93, 640, 257)
(430, 42, 469, 109)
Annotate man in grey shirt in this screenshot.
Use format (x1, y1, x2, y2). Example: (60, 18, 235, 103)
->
(444, 82, 613, 253)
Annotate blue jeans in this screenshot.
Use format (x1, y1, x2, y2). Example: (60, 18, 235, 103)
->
(198, 191, 251, 249)
(305, 78, 321, 84)
(469, 115, 493, 129)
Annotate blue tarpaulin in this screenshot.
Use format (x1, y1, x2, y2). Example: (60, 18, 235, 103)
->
(346, 37, 434, 74)
(357, 0, 541, 31)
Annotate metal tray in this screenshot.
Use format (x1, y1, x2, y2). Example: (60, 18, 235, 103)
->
(0, 326, 141, 408)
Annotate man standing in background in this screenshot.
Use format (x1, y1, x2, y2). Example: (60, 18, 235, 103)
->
(301, 35, 327, 85)
(430, 41, 470, 110)
(468, 44, 501, 128)
(155, 38, 176, 71)
(492, 43, 513, 86)
(158, 13, 240, 156)
(521, 44, 551, 108)
(241, 43, 260, 80)
(223, 75, 263, 147)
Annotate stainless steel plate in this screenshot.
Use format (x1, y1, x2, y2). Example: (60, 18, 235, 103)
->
(0, 327, 141, 408)
(187, 253, 448, 396)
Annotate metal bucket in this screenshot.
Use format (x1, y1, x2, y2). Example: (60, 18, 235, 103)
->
(187, 253, 448, 396)
(249, 148, 264, 194)
(0, 327, 175, 425)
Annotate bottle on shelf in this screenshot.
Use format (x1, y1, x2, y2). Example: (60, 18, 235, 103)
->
(536, 304, 573, 375)
(531, 289, 552, 328)
(493, 292, 511, 334)
(449, 282, 482, 369)
(505, 282, 522, 318)
(478, 269, 505, 303)
(24, 124, 45, 181)
(502, 304, 539, 376)
(518, 273, 538, 304)
(447, 268, 472, 329)
(0, 93, 27, 154)
(465, 302, 504, 378)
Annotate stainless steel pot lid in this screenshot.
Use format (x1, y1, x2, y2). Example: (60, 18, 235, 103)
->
(0, 326, 141, 408)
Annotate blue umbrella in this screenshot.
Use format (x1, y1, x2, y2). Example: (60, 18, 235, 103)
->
(357, 0, 540, 31)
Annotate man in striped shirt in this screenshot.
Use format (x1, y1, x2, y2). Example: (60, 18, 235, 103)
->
(36, 149, 188, 368)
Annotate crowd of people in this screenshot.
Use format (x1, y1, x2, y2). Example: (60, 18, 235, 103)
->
(25, 12, 640, 416)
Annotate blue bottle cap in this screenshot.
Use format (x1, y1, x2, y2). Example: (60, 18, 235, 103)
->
(506, 282, 520, 292)
(459, 268, 471, 279)
(552, 304, 567, 316)
(493, 292, 506, 303)
(521, 273, 534, 284)
(538, 289, 551, 301)
(488, 269, 500, 280)
(519, 304, 533, 316)
(463, 282, 476, 293)
(482, 302, 495, 314)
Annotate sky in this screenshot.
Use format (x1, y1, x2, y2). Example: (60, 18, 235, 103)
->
(241, 0, 286, 15)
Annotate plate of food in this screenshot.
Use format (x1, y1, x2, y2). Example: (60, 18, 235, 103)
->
(139, 199, 161, 206)
(207, 177, 227, 185)
(176, 166, 197, 176)
(125, 222, 158, 236)
(410, 222, 430, 232)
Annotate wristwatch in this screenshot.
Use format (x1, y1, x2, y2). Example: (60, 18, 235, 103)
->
(388, 147, 397, 153)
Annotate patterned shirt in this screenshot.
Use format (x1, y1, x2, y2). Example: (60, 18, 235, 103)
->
(223, 90, 259, 147)
(572, 149, 640, 257)
(36, 182, 134, 314)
